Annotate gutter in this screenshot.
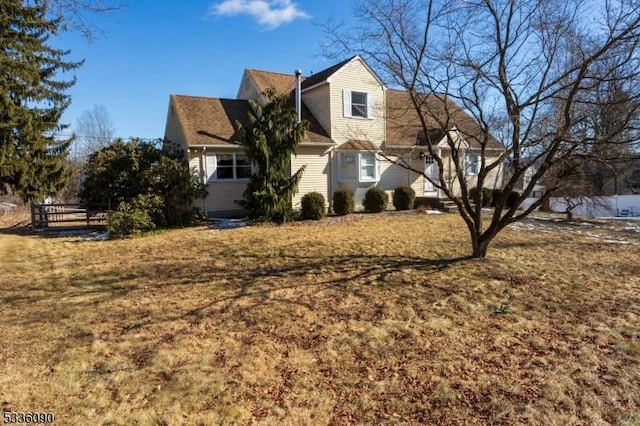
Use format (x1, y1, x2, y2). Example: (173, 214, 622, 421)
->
(188, 144, 243, 149)
(383, 144, 504, 151)
(299, 141, 336, 147)
(301, 80, 328, 93)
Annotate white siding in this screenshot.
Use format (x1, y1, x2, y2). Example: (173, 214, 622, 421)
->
(410, 156, 426, 196)
(197, 148, 248, 217)
(236, 71, 262, 100)
(204, 181, 246, 216)
(302, 85, 331, 136)
(291, 148, 331, 208)
(439, 152, 504, 197)
(188, 150, 203, 181)
(377, 156, 414, 191)
(328, 59, 386, 144)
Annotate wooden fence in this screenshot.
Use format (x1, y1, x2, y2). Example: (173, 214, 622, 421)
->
(30, 203, 109, 229)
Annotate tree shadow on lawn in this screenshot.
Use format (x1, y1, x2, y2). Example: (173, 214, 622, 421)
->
(5, 252, 472, 330)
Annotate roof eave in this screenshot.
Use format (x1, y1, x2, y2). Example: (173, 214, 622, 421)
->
(301, 80, 328, 93)
(187, 143, 244, 149)
(300, 141, 336, 147)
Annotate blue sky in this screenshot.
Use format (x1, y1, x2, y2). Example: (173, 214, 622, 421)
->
(55, 1, 353, 140)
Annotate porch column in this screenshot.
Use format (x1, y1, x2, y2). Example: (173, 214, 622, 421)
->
(437, 147, 442, 198)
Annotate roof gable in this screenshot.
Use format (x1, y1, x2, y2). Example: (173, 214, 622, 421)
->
(300, 56, 354, 89)
(302, 56, 386, 91)
(243, 69, 301, 97)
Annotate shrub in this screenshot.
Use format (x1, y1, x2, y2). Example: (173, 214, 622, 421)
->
(106, 194, 163, 238)
(81, 139, 207, 228)
(469, 187, 493, 207)
(333, 188, 355, 216)
(363, 187, 389, 213)
(506, 191, 521, 209)
(392, 185, 416, 210)
(300, 192, 326, 220)
(491, 188, 503, 207)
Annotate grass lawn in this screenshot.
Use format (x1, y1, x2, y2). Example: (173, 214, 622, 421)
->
(1, 212, 639, 425)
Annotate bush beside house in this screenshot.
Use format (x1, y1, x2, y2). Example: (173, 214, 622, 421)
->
(333, 189, 355, 216)
(393, 185, 416, 210)
(80, 139, 206, 237)
(301, 192, 326, 220)
(363, 187, 389, 213)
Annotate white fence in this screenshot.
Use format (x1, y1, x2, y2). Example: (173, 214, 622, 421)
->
(520, 194, 640, 218)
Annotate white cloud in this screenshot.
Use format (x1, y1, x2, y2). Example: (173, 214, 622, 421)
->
(210, 0, 310, 30)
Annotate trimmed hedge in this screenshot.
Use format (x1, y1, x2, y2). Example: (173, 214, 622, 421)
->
(363, 187, 389, 213)
(301, 192, 326, 220)
(491, 188, 503, 207)
(469, 187, 493, 207)
(333, 188, 355, 216)
(393, 185, 416, 210)
(506, 191, 521, 209)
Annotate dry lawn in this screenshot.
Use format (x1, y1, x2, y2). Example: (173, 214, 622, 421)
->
(1, 212, 639, 425)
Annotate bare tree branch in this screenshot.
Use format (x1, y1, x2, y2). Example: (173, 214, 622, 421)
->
(324, 0, 640, 258)
(36, 0, 126, 40)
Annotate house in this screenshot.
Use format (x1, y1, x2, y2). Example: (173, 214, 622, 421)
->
(163, 56, 504, 218)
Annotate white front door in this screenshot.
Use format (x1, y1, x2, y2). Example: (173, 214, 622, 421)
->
(424, 155, 439, 195)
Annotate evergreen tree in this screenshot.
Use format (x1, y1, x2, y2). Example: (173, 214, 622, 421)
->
(236, 90, 308, 223)
(0, 1, 81, 201)
(79, 139, 207, 227)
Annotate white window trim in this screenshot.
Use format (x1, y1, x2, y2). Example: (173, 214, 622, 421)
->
(338, 151, 380, 183)
(204, 152, 252, 182)
(343, 90, 375, 120)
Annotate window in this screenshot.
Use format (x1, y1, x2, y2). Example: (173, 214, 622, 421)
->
(339, 152, 379, 182)
(359, 152, 377, 181)
(216, 154, 234, 180)
(235, 155, 252, 179)
(465, 153, 480, 175)
(343, 90, 373, 119)
(205, 153, 252, 182)
(340, 152, 357, 181)
(351, 92, 368, 118)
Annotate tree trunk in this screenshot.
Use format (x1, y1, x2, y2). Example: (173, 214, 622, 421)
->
(539, 196, 552, 212)
(471, 235, 491, 258)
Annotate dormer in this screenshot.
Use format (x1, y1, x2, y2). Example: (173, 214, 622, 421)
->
(301, 56, 386, 144)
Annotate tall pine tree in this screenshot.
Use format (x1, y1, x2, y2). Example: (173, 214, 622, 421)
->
(236, 89, 308, 223)
(0, 0, 81, 202)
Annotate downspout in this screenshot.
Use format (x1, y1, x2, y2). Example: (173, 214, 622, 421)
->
(202, 147, 208, 218)
(329, 150, 333, 212)
(439, 147, 443, 199)
(295, 69, 302, 126)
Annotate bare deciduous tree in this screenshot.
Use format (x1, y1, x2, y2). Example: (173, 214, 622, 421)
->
(74, 104, 115, 159)
(324, 0, 640, 258)
(39, 0, 126, 40)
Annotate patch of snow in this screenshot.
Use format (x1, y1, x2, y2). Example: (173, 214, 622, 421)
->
(598, 217, 640, 220)
(425, 209, 443, 215)
(83, 231, 109, 241)
(0, 202, 17, 210)
(209, 218, 248, 230)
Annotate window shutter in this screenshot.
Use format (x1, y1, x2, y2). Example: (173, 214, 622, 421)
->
(205, 152, 217, 181)
(367, 93, 374, 118)
(343, 90, 352, 118)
